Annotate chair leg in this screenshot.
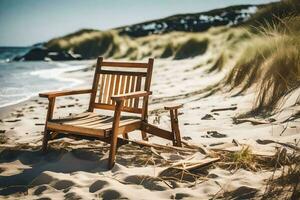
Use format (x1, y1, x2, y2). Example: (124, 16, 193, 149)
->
(42, 128, 50, 153)
(108, 100, 123, 169)
(141, 131, 148, 141)
(108, 131, 118, 169)
(108, 100, 122, 169)
(170, 110, 182, 147)
(122, 132, 129, 139)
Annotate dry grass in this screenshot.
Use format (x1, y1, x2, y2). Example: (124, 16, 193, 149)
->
(206, 52, 226, 73)
(46, 30, 119, 58)
(216, 145, 300, 172)
(216, 146, 259, 172)
(225, 16, 300, 114)
(45, 29, 212, 60)
(174, 37, 209, 60)
(261, 149, 300, 200)
(211, 146, 300, 199)
(245, 0, 300, 31)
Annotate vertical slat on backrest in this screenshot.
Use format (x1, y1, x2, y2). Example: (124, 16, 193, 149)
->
(114, 75, 121, 98)
(134, 76, 142, 108)
(119, 75, 126, 96)
(102, 74, 110, 104)
(129, 76, 136, 107)
(107, 74, 116, 104)
(97, 74, 105, 103)
(124, 76, 131, 107)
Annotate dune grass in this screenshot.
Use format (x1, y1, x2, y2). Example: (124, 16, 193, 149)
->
(160, 43, 174, 58)
(206, 52, 226, 73)
(225, 16, 300, 114)
(174, 37, 209, 60)
(45, 27, 212, 60)
(245, 0, 300, 31)
(46, 30, 120, 58)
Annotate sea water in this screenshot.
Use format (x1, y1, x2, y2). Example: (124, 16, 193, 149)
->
(0, 47, 87, 108)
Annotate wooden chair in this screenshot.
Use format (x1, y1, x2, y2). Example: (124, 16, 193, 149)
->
(39, 57, 183, 169)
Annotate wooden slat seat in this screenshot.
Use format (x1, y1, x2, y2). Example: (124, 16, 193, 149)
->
(47, 112, 141, 138)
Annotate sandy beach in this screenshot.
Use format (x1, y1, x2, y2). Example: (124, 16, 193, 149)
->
(1, 0, 299, 199)
(0, 56, 299, 199)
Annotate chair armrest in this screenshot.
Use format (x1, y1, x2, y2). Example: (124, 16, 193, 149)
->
(164, 103, 183, 110)
(111, 91, 152, 101)
(39, 89, 92, 98)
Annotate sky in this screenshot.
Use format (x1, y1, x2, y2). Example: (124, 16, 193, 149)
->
(0, 0, 277, 46)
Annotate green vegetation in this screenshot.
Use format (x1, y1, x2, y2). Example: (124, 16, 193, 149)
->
(244, 0, 300, 30)
(160, 43, 174, 58)
(226, 16, 300, 114)
(45, 29, 212, 60)
(207, 52, 226, 73)
(174, 38, 209, 60)
(46, 30, 119, 58)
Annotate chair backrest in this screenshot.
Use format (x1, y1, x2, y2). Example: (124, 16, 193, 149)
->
(88, 57, 154, 115)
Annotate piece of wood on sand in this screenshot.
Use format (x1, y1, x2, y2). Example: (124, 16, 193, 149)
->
(171, 157, 220, 171)
(233, 117, 273, 125)
(129, 139, 197, 153)
(211, 106, 237, 112)
(158, 156, 220, 176)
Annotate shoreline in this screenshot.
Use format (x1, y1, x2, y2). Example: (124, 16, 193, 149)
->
(0, 60, 93, 119)
(0, 96, 39, 119)
(0, 60, 94, 111)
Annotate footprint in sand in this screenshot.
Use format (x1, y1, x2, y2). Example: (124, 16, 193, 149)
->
(98, 189, 122, 200)
(64, 192, 82, 200)
(124, 175, 168, 191)
(207, 131, 226, 138)
(36, 197, 51, 200)
(33, 185, 48, 195)
(52, 180, 74, 190)
(201, 114, 215, 120)
(182, 136, 192, 140)
(170, 193, 191, 199)
(224, 186, 258, 199)
(89, 180, 108, 193)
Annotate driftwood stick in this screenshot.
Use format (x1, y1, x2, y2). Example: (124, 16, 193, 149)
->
(168, 157, 220, 171)
(233, 118, 271, 125)
(129, 139, 197, 152)
(232, 139, 240, 146)
(181, 141, 210, 155)
(171, 157, 220, 168)
(211, 106, 237, 112)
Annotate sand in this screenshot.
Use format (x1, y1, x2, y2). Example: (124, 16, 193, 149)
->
(0, 56, 299, 199)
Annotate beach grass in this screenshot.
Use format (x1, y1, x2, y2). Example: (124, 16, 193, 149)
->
(225, 15, 300, 114)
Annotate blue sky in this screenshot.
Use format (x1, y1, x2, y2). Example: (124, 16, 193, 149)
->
(0, 0, 277, 46)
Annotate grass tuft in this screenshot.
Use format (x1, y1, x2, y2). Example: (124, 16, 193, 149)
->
(174, 38, 209, 60)
(225, 16, 300, 114)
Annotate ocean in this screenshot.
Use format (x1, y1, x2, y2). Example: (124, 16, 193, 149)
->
(0, 47, 87, 108)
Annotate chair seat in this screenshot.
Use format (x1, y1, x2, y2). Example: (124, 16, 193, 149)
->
(47, 112, 141, 138)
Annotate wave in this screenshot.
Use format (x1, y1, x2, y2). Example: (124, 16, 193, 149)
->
(30, 61, 86, 87)
(0, 61, 89, 109)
